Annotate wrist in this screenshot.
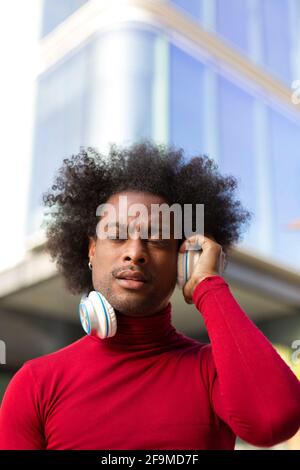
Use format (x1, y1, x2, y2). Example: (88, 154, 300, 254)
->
(191, 273, 219, 295)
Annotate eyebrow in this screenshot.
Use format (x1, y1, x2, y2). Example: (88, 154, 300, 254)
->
(106, 221, 164, 233)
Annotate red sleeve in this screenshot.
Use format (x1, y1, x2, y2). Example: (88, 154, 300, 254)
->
(193, 275, 300, 447)
(0, 362, 45, 449)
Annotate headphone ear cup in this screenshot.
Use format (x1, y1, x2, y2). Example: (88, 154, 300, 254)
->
(79, 296, 94, 334)
(89, 291, 117, 339)
(177, 250, 201, 288)
(177, 252, 185, 288)
(79, 292, 117, 339)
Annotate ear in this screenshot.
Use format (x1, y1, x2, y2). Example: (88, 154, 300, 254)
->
(88, 236, 96, 259)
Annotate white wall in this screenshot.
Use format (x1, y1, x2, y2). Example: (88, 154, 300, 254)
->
(0, 0, 42, 270)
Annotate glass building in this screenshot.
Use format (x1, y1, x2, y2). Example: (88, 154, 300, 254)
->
(1, 0, 300, 450)
(28, 0, 300, 273)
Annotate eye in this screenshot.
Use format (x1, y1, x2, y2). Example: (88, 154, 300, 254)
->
(107, 235, 125, 241)
(148, 239, 168, 246)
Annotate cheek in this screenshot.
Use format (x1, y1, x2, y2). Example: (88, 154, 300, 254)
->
(93, 246, 115, 277)
(156, 256, 177, 284)
(94, 243, 114, 262)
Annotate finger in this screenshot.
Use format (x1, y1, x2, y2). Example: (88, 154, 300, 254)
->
(218, 249, 226, 274)
(178, 238, 198, 253)
(187, 233, 218, 248)
(184, 295, 193, 304)
(178, 234, 210, 253)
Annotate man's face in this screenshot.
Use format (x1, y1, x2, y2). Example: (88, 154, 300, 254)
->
(88, 191, 179, 316)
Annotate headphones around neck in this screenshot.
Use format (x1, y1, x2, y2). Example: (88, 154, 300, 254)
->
(78, 247, 202, 339)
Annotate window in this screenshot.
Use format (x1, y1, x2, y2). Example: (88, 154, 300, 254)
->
(27, 29, 157, 235)
(170, 45, 204, 157)
(269, 110, 300, 269)
(216, 0, 250, 54)
(262, 0, 291, 84)
(218, 77, 257, 245)
(27, 43, 90, 235)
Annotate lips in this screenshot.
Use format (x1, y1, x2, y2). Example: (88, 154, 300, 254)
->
(116, 270, 147, 282)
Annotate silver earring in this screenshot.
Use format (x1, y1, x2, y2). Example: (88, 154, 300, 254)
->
(88, 261, 92, 271)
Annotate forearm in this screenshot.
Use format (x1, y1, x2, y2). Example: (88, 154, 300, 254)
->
(193, 276, 300, 446)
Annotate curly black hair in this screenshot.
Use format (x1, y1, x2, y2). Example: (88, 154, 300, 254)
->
(42, 140, 252, 294)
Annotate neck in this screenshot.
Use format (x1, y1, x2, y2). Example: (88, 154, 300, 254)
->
(91, 301, 178, 352)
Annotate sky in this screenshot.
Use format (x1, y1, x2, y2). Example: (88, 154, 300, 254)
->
(0, 0, 41, 270)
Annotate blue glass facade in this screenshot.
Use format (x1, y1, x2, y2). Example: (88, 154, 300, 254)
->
(170, 45, 204, 156)
(171, 0, 298, 86)
(27, 28, 156, 234)
(269, 110, 300, 265)
(261, 0, 292, 84)
(41, 0, 88, 37)
(170, 0, 203, 20)
(216, 0, 250, 55)
(217, 77, 257, 224)
(28, 42, 90, 232)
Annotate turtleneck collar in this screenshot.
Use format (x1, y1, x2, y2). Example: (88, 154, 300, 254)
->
(89, 301, 179, 352)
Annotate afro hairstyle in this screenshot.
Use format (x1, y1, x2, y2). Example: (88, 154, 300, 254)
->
(42, 140, 252, 294)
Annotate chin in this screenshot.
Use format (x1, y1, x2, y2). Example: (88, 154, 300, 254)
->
(113, 296, 155, 316)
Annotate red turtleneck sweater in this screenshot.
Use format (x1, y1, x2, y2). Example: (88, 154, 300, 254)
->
(0, 275, 300, 450)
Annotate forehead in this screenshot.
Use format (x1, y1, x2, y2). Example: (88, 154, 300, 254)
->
(99, 191, 178, 240)
(106, 191, 168, 211)
(105, 191, 172, 226)
(103, 191, 174, 233)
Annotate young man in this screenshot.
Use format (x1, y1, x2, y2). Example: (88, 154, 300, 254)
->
(0, 142, 299, 449)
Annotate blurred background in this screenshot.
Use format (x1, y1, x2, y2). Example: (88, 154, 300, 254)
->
(0, 0, 300, 450)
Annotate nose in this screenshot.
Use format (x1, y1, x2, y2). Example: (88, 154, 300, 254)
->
(121, 237, 149, 265)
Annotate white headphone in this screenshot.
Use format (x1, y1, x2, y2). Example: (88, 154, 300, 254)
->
(176, 248, 201, 289)
(79, 290, 117, 339)
(79, 248, 202, 339)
